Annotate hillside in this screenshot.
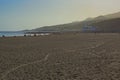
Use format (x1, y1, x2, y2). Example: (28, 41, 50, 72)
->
(28, 12, 120, 32)
(105, 11, 120, 19)
(91, 18, 120, 32)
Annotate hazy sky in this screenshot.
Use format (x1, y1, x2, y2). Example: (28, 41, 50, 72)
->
(0, 0, 120, 31)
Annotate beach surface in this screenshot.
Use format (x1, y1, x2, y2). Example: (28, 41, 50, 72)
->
(0, 33, 120, 80)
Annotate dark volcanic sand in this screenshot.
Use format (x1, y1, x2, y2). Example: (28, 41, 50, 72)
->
(0, 33, 120, 80)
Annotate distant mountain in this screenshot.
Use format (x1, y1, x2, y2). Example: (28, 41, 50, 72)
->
(27, 11, 120, 33)
(84, 11, 120, 21)
(84, 17, 94, 21)
(105, 11, 120, 19)
(90, 18, 120, 32)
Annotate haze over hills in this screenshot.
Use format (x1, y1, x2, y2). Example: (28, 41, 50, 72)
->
(28, 11, 120, 33)
(85, 11, 120, 21)
(91, 18, 120, 32)
(105, 11, 120, 19)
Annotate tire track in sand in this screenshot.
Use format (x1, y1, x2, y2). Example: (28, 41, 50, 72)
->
(1, 54, 49, 80)
(1, 40, 111, 80)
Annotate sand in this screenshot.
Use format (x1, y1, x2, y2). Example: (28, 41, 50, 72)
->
(0, 33, 120, 80)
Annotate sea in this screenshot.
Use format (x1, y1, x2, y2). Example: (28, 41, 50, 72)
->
(0, 31, 50, 37)
(0, 31, 25, 37)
